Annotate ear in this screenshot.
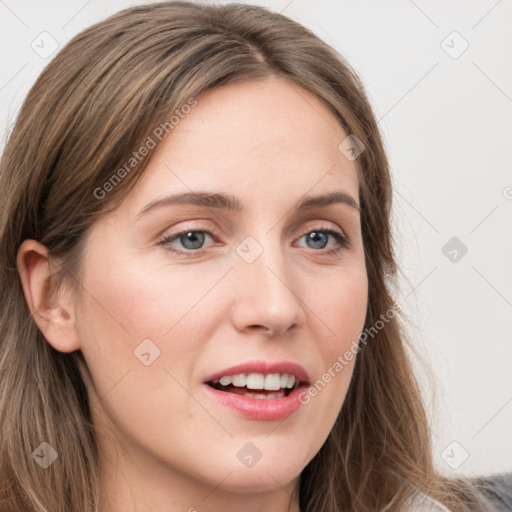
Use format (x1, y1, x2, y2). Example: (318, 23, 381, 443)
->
(16, 239, 81, 353)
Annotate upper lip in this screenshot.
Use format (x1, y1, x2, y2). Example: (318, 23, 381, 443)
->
(203, 360, 310, 385)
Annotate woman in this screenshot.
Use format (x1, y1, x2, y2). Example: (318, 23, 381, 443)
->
(0, 2, 494, 511)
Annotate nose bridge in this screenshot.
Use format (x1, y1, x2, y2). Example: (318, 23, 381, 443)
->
(231, 231, 306, 335)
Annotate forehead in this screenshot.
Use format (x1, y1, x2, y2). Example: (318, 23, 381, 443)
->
(122, 77, 359, 215)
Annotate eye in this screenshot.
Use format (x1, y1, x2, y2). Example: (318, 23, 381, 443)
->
(295, 226, 351, 255)
(157, 225, 351, 256)
(158, 229, 216, 254)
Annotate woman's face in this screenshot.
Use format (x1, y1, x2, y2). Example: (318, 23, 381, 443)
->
(73, 77, 368, 499)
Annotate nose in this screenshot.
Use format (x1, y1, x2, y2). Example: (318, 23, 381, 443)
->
(230, 238, 306, 337)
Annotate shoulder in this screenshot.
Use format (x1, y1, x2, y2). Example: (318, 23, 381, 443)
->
(406, 490, 453, 512)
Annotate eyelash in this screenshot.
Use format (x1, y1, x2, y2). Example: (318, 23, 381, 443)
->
(157, 224, 351, 256)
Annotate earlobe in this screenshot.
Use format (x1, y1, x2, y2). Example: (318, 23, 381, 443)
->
(16, 239, 81, 353)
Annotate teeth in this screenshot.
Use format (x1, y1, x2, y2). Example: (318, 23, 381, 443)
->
(244, 390, 286, 399)
(246, 373, 265, 389)
(264, 374, 281, 390)
(265, 392, 284, 399)
(232, 374, 246, 387)
(246, 392, 268, 399)
(219, 375, 232, 386)
(215, 372, 299, 391)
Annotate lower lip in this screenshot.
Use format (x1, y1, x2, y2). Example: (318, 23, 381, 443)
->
(202, 384, 307, 421)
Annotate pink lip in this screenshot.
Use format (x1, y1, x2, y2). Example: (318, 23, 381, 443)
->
(202, 384, 307, 421)
(202, 360, 310, 422)
(202, 360, 310, 384)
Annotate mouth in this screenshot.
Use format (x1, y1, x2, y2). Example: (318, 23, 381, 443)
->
(202, 361, 310, 421)
(206, 372, 303, 399)
(203, 361, 310, 399)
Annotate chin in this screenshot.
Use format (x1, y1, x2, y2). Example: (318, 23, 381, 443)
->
(214, 464, 302, 494)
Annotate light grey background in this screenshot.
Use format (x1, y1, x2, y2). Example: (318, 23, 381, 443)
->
(1, 0, 511, 477)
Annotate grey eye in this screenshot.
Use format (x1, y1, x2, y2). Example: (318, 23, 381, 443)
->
(303, 231, 329, 249)
(178, 231, 206, 250)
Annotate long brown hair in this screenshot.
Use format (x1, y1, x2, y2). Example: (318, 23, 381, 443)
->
(0, 2, 491, 511)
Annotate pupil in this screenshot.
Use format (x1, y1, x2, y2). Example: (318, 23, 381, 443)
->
(181, 231, 204, 249)
(308, 231, 327, 249)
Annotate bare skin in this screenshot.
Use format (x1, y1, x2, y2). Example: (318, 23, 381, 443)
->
(17, 76, 368, 512)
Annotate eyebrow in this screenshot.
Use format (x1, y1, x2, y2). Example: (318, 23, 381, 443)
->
(136, 190, 360, 218)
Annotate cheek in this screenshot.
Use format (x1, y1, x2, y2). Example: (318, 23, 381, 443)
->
(316, 268, 368, 359)
(296, 268, 367, 444)
(74, 256, 222, 450)
(74, 250, 235, 417)
(77, 249, 232, 350)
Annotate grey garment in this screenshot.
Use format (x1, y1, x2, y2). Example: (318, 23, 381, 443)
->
(471, 472, 512, 512)
(409, 491, 453, 511)
(407, 473, 512, 512)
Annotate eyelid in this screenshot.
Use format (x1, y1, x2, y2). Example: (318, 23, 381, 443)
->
(294, 222, 347, 239)
(293, 223, 351, 253)
(157, 220, 350, 255)
(156, 223, 220, 254)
